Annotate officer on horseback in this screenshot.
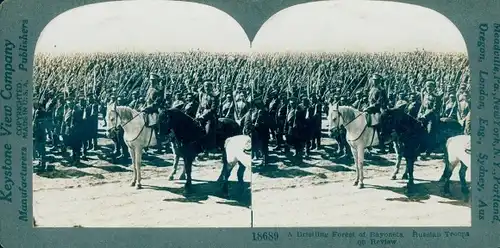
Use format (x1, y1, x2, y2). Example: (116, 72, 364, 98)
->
(364, 73, 389, 153)
(142, 73, 163, 127)
(196, 81, 219, 156)
(417, 79, 442, 159)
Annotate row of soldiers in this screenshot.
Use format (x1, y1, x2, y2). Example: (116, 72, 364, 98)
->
(33, 70, 471, 171)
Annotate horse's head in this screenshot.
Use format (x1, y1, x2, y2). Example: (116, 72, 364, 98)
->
(379, 107, 408, 139)
(105, 104, 134, 137)
(327, 103, 343, 137)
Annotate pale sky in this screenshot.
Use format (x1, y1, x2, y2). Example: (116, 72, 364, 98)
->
(35, 0, 467, 54)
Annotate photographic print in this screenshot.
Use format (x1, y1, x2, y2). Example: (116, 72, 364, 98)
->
(248, 1, 472, 227)
(31, 1, 252, 227)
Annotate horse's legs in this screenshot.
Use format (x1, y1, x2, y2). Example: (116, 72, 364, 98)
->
(391, 142, 403, 180)
(405, 157, 416, 194)
(184, 154, 194, 192)
(236, 161, 246, 194)
(357, 146, 365, 189)
(128, 146, 137, 187)
(218, 148, 229, 183)
(459, 162, 469, 197)
(168, 142, 180, 181)
(351, 145, 360, 186)
(135, 147, 143, 189)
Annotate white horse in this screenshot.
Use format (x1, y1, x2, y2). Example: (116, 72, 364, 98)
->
(106, 103, 182, 189)
(440, 135, 471, 200)
(217, 135, 251, 193)
(327, 104, 401, 189)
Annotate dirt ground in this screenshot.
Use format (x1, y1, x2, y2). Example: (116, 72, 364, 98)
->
(33, 118, 470, 227)
(251, 119, 471, 227)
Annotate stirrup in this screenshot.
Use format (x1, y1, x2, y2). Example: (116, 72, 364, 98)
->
(465, 148, 471, 154)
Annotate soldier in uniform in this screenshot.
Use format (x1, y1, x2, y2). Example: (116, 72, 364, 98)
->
(33, 102, 49, 172)
(310, 94, 323, 150)
(364, 73, 389, 153)
(352, 91, 364, 110)
(128, 91, 141, 110)
(182, 93, 198, 118)
(51, 97, 65, 152)
(142, 73, 163, 127)
(442, 93, 458, 120)
(406, 92, 420, 118)
(243, 98, 270, 166)
(62, 99, 84, 165)
(220, 93, 235, 119)
(417, 80, 443, 159)
(274, 94, 288, 152)
(196, 81, 219, 156)
(171, 93, 184, 109)
(267, 91, 280, 142)
(87, 96, 100, 151)
(285, 97, 307, 159)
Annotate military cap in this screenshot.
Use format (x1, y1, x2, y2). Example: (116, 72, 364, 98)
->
(356, 91, 363, 95)
(371, 73, 383, 80)
(149, 73, 160, 80)
(424, 80, 436, 87)
(132, 91, 139, 95)
(204, 81, 213, 87)
(288, 97, 298, 103)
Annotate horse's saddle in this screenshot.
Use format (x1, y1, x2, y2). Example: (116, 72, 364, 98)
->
(365, 112, 381, 127)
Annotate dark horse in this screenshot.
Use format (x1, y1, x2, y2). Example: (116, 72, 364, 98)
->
(159, 108, 242, 194)
(379, 107, 463, 193)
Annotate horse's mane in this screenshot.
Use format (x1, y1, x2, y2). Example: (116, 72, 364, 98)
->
(115, 106, 138, 122)
(338, 106, 359, 122)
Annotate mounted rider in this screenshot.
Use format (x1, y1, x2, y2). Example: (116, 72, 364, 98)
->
(141, 73, 163, 129)
(364, 73, 389, 153)
(417, 79, 443, 158)
(196, 81, 219, 154)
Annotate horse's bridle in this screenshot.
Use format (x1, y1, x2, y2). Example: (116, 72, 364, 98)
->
(108, 105, 144, 142)
(330, 107, 367, 142)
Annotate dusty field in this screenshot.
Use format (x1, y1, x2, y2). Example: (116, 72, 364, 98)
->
(33, 118, 471, 228)
(251, 119, 471, 227)
(33, 120, 252, 228)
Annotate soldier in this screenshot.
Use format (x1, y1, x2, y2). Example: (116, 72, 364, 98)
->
(182, 93, 198, 118)
(128, 91, 141, 110)
(352, 91, 364, 110)
(442, 93, 458, 120)
(141, 73, 163, 127)
(267, 91, 280, 142)
(196, 81, 219, 156)
(51, 97, 65, 152)
(417, 80, 442, 159)
(87, 96, 100, 150)
(220, 93, 235, 119)
(394, 92, 408, 109)
(310, 94, 322, 150)
(285, 97, 307, 159)
(62, 99, 84, 165)
(172, 93, 184, 109)
(274, 94, 288, 151)
(302, 97, 315, 156)
(33, 102, 49, 172)
(364, 73, 389, 153)
(141, 73, 164, 153)
(243, 98, 270, 166)
(406, 92, 420, 118)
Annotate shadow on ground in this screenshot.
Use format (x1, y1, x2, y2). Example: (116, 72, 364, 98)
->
(144, 180, 251, 208)
(366, 179, 471, 207)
